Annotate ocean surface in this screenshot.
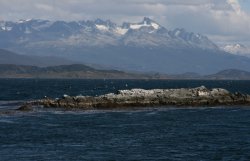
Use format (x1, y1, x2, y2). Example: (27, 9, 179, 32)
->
(0, 79, 250, 160)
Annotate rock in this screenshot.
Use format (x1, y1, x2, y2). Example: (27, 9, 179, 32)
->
(63, 94, 70, 98)
(18, 86, 250, 110)
(17, 104, 33, 111)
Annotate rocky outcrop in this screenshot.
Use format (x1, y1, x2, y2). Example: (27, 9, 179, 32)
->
(19, 86, 250, 110)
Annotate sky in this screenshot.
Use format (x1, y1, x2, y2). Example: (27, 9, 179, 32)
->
(0, 0, 250, 46)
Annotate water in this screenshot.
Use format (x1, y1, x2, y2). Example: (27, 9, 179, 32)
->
(0, 79, 250, 160)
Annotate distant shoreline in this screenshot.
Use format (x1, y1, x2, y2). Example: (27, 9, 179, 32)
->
(0, 64, 250, 80)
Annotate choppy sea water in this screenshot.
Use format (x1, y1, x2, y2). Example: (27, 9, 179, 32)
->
(0, 79, 250, 160)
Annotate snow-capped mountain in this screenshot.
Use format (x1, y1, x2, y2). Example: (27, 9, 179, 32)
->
(1, 17, 250, 74)
(221, 44, 250, 57)
(0, 17, 217, 49)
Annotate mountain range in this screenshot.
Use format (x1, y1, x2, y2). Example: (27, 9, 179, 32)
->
(1, 17, 250, 74)
(0, 64, 250, 80)
(0, 64, 150, 79)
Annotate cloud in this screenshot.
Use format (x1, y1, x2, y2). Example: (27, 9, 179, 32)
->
(227, 0, 242, 15)
(0, 0, 249, 45)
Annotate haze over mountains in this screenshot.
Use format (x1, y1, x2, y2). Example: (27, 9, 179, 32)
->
(1, 17, 250, 74)
(0, 49, 76, 66)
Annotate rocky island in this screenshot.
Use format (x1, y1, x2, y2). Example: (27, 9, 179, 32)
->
(19, 86, 250, 111)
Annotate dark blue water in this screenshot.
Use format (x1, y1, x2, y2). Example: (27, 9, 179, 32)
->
(0, 79, 250, 160)
(0, 79, 250, 101)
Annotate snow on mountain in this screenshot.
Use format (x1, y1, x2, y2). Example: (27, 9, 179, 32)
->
(222, 44, 250, 57)
(17, 19, 32, 24)
(0, 21, 13, 31)
(223, 44, 245, 53)
(114, 27, 128, 35)
(122, 17, 161, 33)
(168, 28, 218, 49)
(95, 24, 109, 31)
(127, 17, 160, 30)
(93, 17, 161, 35)
(0, 17, 216, 49)
(0, 26, 12, 31)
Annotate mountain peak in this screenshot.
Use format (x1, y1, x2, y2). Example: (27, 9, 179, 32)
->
(94, 19, 113, 25)
(124, 17, 161, 31)
(143, 17, 160, 29)
(93, 19, 117, 32)
(142, 17, 154, 24)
